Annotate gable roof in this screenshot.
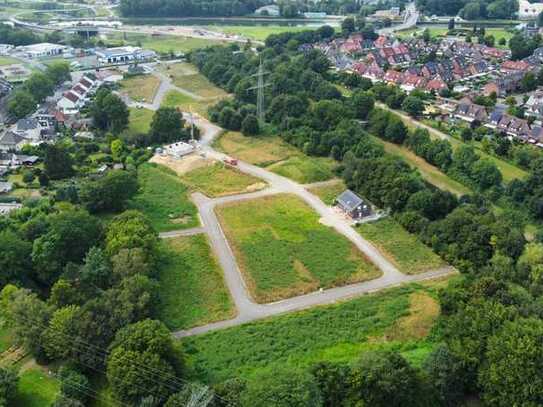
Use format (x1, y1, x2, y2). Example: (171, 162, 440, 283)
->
(337, 190, 364, 212)
(16, 117, 38, 131)
(0, 131, 25, 145)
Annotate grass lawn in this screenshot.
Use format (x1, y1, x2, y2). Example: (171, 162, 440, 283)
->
(0, 56, 21, 66)
(206, 25, 310, 41)
(141, 35, 226, 54)
(216, 194, 381, 303)
(120, 74, 160, 102)
(372, 136, 471, 196)
(162, 62, 227, 99)
(215, 132, 337, 183)
(129, 163, 198, 232)
(157, 235, 235, 330)
(14, 368, 60, 407)
(124, 107, 154, 138)
(181, 162, 266, 197)
(162, 90, 215, 118)
(180, 277, 451, 383)
(308, 180, 347, 205)
(358, 217, 446, 275)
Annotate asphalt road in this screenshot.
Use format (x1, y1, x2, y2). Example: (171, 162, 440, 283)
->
(167, 118, 456, 338)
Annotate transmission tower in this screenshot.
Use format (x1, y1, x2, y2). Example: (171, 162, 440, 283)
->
(248, 58, 270, 123)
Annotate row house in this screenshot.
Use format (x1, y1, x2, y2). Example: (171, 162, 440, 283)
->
(484, 109, 543, 142)
(454, 99, 488, 123)
(382, 69, 447, 93)
(378, 44, 412, 66)
(57, 74, 97, 115)
(525, 90, 543, 118)
(353, 62, 385, 81)
(483, 72, 524, 97)
(500, 60, 535, 74)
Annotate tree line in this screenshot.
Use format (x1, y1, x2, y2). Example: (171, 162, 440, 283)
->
(119, 0, 267, 17)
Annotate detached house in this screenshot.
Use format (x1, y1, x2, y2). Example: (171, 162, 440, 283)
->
(0, 132, 26, 152)
(454, 100, 488, 123)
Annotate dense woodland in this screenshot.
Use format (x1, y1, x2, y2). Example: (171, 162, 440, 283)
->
(415, 0, 518, 19)
(119, 0, 267, 18)
(189, 29, 543, 405)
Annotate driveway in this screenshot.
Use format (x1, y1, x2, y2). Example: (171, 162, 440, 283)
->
(167, 116, 456, 338)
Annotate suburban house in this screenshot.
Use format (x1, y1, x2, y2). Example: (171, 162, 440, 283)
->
(335, 190, 372, 219)
(454, 100, 488, 123)
(0, 132, 27, 152)
(57, 74, 97, 114)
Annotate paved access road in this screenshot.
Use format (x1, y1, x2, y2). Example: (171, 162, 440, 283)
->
(166, 116, 455, 338)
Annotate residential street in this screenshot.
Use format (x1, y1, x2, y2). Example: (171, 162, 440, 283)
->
(165, 114, 456, 338)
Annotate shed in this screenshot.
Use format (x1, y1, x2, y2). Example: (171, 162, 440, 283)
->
(336, 190, 372, 219)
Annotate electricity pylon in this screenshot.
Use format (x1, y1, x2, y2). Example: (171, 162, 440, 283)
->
(248, 58, 270, 123)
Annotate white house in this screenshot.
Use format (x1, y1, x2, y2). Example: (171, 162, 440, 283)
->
(57, 91, 82, 114)
(0, 131, 27, 152)
(17, 43, 70, 58)
(518, 0, 543, 19)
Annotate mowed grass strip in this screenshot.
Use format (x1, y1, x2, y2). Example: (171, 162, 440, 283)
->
(215, 132, 337, 183)
(216, 194, 381, 303)
(372, 136, 471, 197)
(120, 74, 161, 102)
(14, 368, 60, 407)
(157, 235, 235, 330)
(129, 163, 198, 232)
(181, 162, 266, 197)
(357, 217, 446, 275)
(180, 279, 450, 383)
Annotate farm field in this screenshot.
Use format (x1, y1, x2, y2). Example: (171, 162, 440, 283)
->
(372, 136, 471, 196)
(308, 180, 347, 205)
(119, 74, 160, 102)
(215, 132, 337, 183)
(14, 368, 60, 407)
(157, 235, 235, 330)
(124, 107, 154, 139)
(358, 217, 447, 275)
(129, 163, 199, 232)
(181, 162, 266, 197)
(181, 277, 452, 383)
(162, 62, 228, 99)
(216, 194, 381, 303)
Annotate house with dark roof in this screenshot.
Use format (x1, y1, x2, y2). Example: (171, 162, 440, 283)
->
(335, 190, 372, 219)
(454, 101, 488, 123)
(0, 132, 26, 152)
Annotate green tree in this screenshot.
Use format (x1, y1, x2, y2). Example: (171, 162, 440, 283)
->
(0, 230, 32, 287)
(401, 96, 424, 117)
(347, 351, 421, 407)
(448, 18, 455, 30)
(80, 170, 138, 213)
(44, 305, 80, 360)
(472, 159, 502, 190)
(384, 119, 408, 144)
(351, 90, 375, 120)
(8, 90, 36, 120)
(423, 344, 466, 406)
(241, 114, 260, 136)
(44, 144, 74, 180)
(0, 367, 18, 406)
(24, 72, 54, 102)
(105, 210, 158, 258)
(111, 139, 124, 162)
(45, 62, 71, 85)
(91, 88, 129, 134)
(480, 318, 543, 406)
(241, 368, 321, 407)
(150, 107, 187, 144)
(58, 367, 90, 404)
(341, 17, 355, 34)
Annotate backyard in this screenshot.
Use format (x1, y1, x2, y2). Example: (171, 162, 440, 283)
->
(129, 163, 199, 232)
(180, 277, 452, 383)
(13, 367, 60, 407)
(157, 235, 235, 330)
(357, 217, 447, 275)
(181, 162, 266, 197)
(215, 132, 337, 183)
(216, 194, 381, 303)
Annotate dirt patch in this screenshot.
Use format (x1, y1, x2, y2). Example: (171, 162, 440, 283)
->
(150, 153, 212, 175)
(245, 182, 267, 192)
(383, 292, 440, 342)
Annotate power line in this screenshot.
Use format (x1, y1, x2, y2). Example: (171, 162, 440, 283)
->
(247, 58, 271, 123)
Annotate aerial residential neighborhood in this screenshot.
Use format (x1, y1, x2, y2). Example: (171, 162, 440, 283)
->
(2, 0, 543, 406)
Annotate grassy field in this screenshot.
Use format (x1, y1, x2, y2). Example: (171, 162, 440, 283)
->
(358, 217, 447, 275)
(372, 136, 471, 196)
(0, 56, 21, 66)
(206, 25, 310, 41)
(129, 163, 199, 232)
(157, 235, 235, 330)
(120, 74, 160, 102)
(107, 32, 226, 54)
(124, 107, 154, 138)
(215, 132, 337, 183)
(162, 62, 228, 99)
(216, 194, 381, 303)
(14, 368, 60, 407)
(162, 90, 214, 118)
(180, 277, 451, 383)
(396, 26, 513, 48)
(308, 180, 347, 205)
(181, 162, 266, 197)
